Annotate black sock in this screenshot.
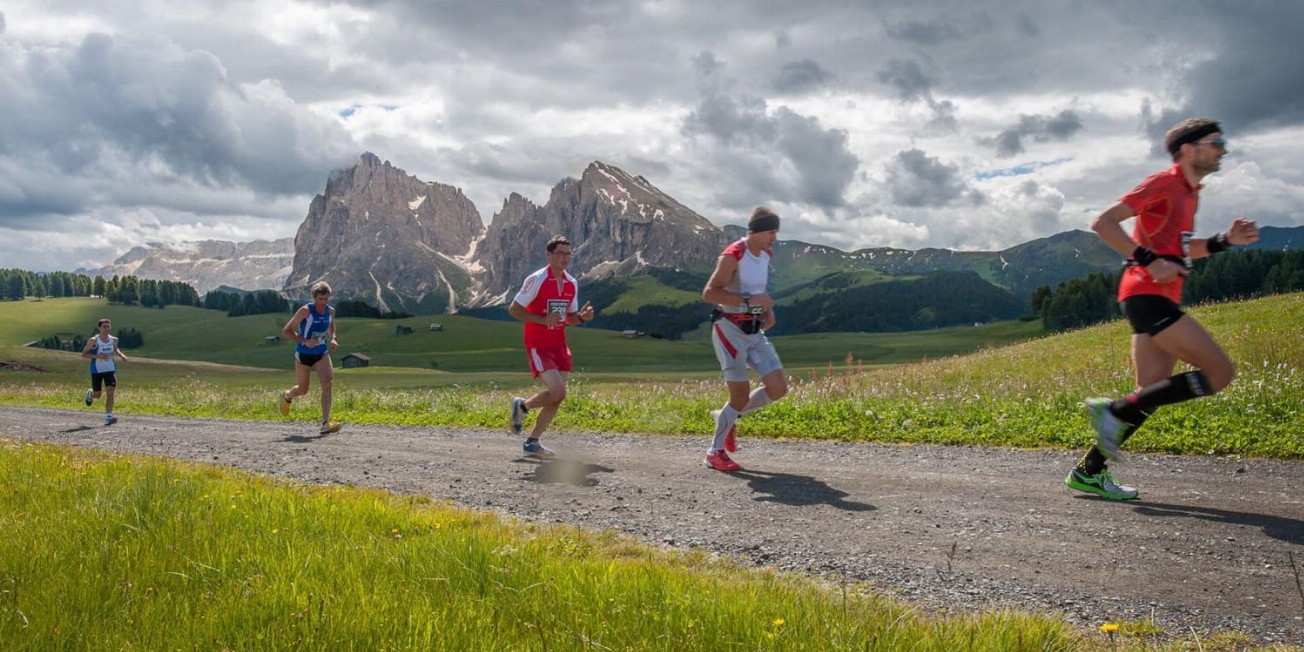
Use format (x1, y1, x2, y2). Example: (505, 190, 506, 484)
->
(525, 437, 539, 444)
(1112, 371, 1211, 422)
(1078, 411, 1150, 475)
(1077, 448, 1108, 475)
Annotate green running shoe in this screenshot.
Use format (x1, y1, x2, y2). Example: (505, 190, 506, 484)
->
(1066, 467, 1138, 500)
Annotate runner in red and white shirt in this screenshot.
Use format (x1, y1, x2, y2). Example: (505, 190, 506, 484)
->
(700, 206, 788, 471)
(507, 235, 594, 458)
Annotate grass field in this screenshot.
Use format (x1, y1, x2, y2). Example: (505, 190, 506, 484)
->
(4, 440, 1268, 651)
(0, 297, 1044, 373)
(4, 295, 1303, 650)
(1, 294, 1302, 459)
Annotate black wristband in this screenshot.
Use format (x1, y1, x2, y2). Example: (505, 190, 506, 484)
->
(1206, 232, 1231, 254)
(1132, 246, 1159, 266)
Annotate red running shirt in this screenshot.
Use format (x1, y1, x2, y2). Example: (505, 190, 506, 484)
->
(512, 266, 579, 349)
(1117, 164, 1201, 304)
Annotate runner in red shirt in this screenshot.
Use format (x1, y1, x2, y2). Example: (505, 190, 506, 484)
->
(1067, 118, 1259, 500)
(507, 235, 594, 458)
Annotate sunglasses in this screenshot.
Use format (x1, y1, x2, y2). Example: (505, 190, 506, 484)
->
(1194, 137, 1227, 148)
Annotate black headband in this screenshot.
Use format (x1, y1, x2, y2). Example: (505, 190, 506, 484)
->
(749, 214, 780, 233)
(1167, 123, 1221, 155)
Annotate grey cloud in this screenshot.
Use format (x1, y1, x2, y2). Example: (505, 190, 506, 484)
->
(0, 32, 357, 220)
(774, 108, 858, 207)
(1015, 14, 1038, 38)
(0, 11, 6, 33)
(884, 18, 964, 45)
(1150, 3, 1304, 143)
(692, 51, 724, 78)
(682, 89, 859, 209)
(772, 59, 833, 94)
(878, 59, 936, 103)
(877, 58, 956, 133)
(883, 11, 992, 46)
(682, 92, 774, 145)
(983, 110, 1084, 157)
(885, 149, 982, 208)
(925, 99, 959, 134)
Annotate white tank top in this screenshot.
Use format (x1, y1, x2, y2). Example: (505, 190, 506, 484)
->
(90, 336, 116, 374)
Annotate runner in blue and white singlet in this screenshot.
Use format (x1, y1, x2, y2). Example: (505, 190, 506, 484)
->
(294, 302, 333, 365)
(280, 282, 341, 435)
(81, 318, 128, 425)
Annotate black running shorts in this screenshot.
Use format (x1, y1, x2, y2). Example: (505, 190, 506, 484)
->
(295, 352, 326, 367)
(1121, 295, 1186, 337)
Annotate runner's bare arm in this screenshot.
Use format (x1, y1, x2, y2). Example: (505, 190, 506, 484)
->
(702, 254, 741, 305)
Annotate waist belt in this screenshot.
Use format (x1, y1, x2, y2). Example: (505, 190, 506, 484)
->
(1126, 254, 1189, 269)
(712, 308, 764, 334)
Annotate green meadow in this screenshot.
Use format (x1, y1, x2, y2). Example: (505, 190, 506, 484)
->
(1, 441, 1108, 651)
(1, 294, 1301, 458)
(3, 294, 1303, 650)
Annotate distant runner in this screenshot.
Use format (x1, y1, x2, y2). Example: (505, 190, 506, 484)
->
(1068, 117, 1259, 500)
(280, 281, 342, 435)
(701, 207, 788, 471)
(81, 317, 129, 426)
(508, 235, 595, 459)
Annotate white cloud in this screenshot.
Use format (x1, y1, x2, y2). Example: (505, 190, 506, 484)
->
(2, 0, 1303, 271)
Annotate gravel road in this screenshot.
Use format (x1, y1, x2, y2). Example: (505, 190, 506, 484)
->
(2, 406, 1301, 646)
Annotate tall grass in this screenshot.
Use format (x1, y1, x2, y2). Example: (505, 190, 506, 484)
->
(4, 294, 1302, 458)
(0, 440, 1090, 650)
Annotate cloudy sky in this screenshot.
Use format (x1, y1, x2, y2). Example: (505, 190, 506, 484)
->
(3, 0, 1303, 272)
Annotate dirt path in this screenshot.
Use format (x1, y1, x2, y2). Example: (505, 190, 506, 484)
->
(2, 406, 1302, 645)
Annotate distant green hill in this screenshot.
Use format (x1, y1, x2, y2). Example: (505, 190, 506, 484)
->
(0, 297, 1046, 373)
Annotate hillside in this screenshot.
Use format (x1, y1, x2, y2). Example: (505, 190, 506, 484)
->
(0, 297, 1045, 373)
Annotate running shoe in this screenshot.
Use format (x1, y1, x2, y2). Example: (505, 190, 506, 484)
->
(1065, 467, 1138, 500)
(85, 389, 94, 406)
(710, 409, 739, 453)
(319, 420, 342, 435)
(704, 450, 741, 472)
(510, 397, 528, 435)
(280, 392, 292, 416)
(104, 414, 117, 426)
(523, 440, 554, 459)
(1085, 397, 1127, 461)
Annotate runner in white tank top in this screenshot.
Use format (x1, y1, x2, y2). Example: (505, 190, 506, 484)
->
(81, 318, 129, 425)
(700, 207, 788, 471)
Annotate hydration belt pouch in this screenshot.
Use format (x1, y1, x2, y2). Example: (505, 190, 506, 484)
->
(1126, 254, 1190, 270)
(727, 313, 763, 335)
(712, 305, 764, 334)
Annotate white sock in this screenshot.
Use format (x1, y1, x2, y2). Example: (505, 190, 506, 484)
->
(709, 405, 738, 451)
(739, 387, 772, 416)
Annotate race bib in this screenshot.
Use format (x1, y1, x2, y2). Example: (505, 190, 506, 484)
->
(547, 299, 569, 328)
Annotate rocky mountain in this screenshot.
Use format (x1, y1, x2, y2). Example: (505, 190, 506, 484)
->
(85, 152, 1304, 327)
(285, 153, 484, 314)
(473, 161, 727, 302)
(76, 239, 294, 294)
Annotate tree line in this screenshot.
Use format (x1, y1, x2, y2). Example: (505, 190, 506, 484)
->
(202, 289, 295, 316)
(1, 268, 201, 307)
(38, 327, 145, 353)
(1032, 249, 1304, 331)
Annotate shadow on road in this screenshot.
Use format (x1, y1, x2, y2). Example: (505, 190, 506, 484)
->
(522, 459, 614, 487)
(729, 469, 876, 512)
(279, 431, 336, 444)
(59, 425, 97, 433)
(1133, 501, 1304, 546)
